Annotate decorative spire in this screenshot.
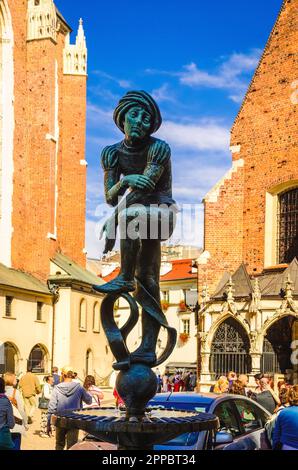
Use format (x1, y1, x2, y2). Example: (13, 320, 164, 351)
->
(63, 18, 88, 76)
(249, 277, 261, 315)
(201, 284, 210, 306)
(27, 0, 58, 42)
(76, 18, 86, 47)
(280, 274, 298, 314)
(222, 276, 238, 315)
(285, 274, 294, 300)
(226, 276, 235, 302)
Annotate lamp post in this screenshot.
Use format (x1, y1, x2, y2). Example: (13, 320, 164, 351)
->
(195, 251, 211, 390)
(185, 285, 200, 389)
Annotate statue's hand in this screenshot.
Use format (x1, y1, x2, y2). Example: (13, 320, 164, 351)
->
(148, 140, 171, 165)
(100, 216, 117, 254)
(122, 174, 155, 192)
(100, 216, 116, 241)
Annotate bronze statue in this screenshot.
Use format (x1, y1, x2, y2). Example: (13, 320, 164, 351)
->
(93, 91, 178, 417)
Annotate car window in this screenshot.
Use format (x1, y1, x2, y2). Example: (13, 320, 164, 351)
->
(234, 399, 264, 433)
(254, 404, 270, 427)
(213, 401, 241, 437)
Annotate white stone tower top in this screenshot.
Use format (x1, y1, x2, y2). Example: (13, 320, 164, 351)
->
(63, 18, 87, 76)
(27, 0, 58, 42)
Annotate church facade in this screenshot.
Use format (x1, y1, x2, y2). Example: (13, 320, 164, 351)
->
(198, 0, 298, 388)
(0, 1, 112, 382)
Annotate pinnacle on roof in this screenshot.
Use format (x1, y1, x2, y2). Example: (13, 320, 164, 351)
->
(76, 18, 86, 47)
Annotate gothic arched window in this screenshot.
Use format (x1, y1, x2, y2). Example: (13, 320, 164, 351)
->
(28, 344, 48, 374)
(93, 302, 100, 333)
(278, 188, 298, 264)
(210, 317, 251, 377)
(79, 299, 87, 331)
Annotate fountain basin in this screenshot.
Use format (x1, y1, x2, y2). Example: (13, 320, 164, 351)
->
(52, 407, 219, 450)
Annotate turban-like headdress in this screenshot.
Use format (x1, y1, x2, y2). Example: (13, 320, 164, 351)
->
(113, 90, 162, 135)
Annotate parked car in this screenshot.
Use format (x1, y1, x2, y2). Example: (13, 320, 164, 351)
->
(78, 392, 272, 451)
(148, 392, 272, 450)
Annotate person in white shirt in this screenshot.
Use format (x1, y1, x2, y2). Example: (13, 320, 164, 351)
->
(4, 372, 28, 450)
(40, 375, 54, 438)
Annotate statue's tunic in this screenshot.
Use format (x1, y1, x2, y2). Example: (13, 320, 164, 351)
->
(102, 137, 176, 207)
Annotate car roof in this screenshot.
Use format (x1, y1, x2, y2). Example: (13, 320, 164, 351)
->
(149, 392, 272, 415)
(149, 392, 219, 405)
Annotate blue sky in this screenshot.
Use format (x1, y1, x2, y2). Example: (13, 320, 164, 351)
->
(55, 0, 283, 258)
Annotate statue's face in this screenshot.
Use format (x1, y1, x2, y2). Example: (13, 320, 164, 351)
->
(124, 106, 152, 142)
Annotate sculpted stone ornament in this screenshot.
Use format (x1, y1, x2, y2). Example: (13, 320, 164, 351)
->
(93, 91, 178, 420)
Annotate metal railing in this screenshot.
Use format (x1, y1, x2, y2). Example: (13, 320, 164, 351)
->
(210, 352, 252, 376)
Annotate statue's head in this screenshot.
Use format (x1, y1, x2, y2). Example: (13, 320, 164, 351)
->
(113, 91, 162, 143)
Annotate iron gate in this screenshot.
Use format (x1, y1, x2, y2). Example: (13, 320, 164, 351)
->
(261, 338, 281, 374)
(210, 317, 252, 377)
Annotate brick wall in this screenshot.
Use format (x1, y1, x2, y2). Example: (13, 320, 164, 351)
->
(201, 163, 245, 294)
(200, 0, 298, 295)
(8, 0, 28, 272)
(58, 74, 87, 267)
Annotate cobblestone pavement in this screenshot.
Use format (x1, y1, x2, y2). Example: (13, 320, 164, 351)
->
(22, 389, 114, 451)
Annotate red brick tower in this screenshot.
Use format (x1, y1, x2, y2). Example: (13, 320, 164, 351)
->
(0, 0, 87, 280)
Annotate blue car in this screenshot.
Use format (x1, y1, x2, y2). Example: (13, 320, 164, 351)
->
(148, 392, 272, 450)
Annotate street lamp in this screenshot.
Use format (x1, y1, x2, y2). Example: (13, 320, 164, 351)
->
(185, 289, 200, 389)
(184, 252, 211, 391)
(196, 251, 211, 390)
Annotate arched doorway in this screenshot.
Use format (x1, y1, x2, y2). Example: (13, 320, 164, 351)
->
(261, 316, 296, 374)
(28, 344, 49, 374)
(210, 317, 252, 377)
(0, 342, 19, 374)
(0, 0, 14, 266)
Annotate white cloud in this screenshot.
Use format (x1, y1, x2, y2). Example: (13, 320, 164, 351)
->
(86, 103, 122, 140)
(151, 83, 176, 103)
(157, 120, 230, 151)
(87, 103, 114, 126)
(179, 49, 261, 95)
(89, 86, 120, 103)
(146, 49, 261, 102)
(168, 204, 204, 247)
(85, 219, 105, 259)
(92, 70, 132, 89)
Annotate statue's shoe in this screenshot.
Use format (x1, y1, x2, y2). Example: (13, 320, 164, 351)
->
(93, 279, 136, 295)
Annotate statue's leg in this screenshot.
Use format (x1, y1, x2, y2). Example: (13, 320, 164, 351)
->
(130, 205, 176, 365)
(131, 239, 162, 365)
(93, 207, 141, 294)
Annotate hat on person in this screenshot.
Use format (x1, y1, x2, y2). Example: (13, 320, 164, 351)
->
(61, 366, 74, 376)
(113, 90, 162, 135)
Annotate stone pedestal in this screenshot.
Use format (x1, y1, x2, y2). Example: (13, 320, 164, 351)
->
(250, 353, 262, 375)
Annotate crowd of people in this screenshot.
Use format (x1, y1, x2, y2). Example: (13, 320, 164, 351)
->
(0, 365, 104, 451)
(211, 371, 298, 450)
(212, 372, 282, 413)
(1, 364, 298, 451)
(156, 369, 197, 393)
